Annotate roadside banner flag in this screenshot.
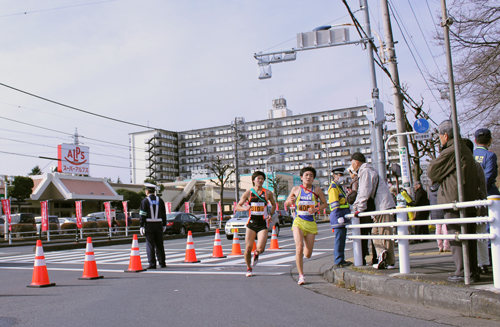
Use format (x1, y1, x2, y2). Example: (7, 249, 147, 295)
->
(123, 201, 128, 227)
(203, 202, 207, 220)
(166, 202, 172, 214)
(104, 202, 112, 228)
(1, 199, 11, 231)
(75, 201, 83, 228)
(40, 201, 49, 232)
(184, 202, 190, 213)
(233, 202, 236, 214)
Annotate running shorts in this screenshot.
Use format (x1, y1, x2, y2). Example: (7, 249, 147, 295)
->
(292, 217, 318, 236)
(246, 217, 268, 234)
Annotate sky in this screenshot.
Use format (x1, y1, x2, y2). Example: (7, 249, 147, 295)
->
(0, 0, 453, 182)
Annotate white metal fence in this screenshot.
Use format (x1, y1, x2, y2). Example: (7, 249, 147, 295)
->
(346, 195, 499, 288)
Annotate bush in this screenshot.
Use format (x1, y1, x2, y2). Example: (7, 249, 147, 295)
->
(60, 223, 77, 234)
(10, 224, 36, 237)
(131, 219, 140, 226)
(97, 220, 110, 229)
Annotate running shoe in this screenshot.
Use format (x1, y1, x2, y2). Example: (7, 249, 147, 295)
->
(252, 250, 259, 266)
(246, 268, 253, 277)
(298, 275, 305, 285)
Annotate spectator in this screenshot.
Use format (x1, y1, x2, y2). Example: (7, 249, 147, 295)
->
(411, 181, 430, 238)
(346, 165, 376, 265)
(351, 152, 396, 269)
(473, 128, 498, 274)
(428, 182, 450, 253)
(465, 138, 489, 274)
(427, 120, 480, 282)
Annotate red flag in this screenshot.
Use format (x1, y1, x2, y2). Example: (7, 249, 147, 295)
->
(40, 201, 49, 232)
(166, 202, 172, 214)
(123, 201, 129, 227)
(184, 202, 190, 213)
(276, 202, 279, 210)
(203, 202, 207, 220)
(1, 199, 11, 231)
(75, 201, 83, 228)
(104, 202, 112, 228)
(233, 201, 237, 214)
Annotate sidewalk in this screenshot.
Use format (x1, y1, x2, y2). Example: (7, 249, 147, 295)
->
(317, 241, 500, 320)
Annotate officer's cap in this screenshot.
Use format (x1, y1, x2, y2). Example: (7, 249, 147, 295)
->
(144, 183, 157, 191)
(475, 128, 492, 140)
(331, 168, 345, 175)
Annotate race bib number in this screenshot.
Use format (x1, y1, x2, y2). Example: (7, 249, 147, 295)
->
(250, 202, 265, 216)
(297, 201, 315, 215)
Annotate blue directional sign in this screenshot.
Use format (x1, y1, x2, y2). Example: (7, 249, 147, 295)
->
(413, 118, 430, 134)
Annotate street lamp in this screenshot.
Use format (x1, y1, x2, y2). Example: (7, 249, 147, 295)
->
(264, 152, 286, 189)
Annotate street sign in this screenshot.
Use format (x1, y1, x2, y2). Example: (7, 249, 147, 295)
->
(399, 146, 411, 188)
(413, 118, 429, 134)
(414, 133, 431, 141)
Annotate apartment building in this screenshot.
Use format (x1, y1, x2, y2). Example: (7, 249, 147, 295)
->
(129, 98, 400, 193)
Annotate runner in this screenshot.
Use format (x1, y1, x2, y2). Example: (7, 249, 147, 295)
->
(285, 167, 328, 285)
(235, 171, 277, 277)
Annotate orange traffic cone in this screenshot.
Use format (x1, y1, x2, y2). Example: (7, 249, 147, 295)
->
(27, 240, 56, 288)
(228, 229, 242, 256)
(124, 234, 147, 272)
(212, 229, 226, 258)
(252, 240, 256, 252)
(79, 237, 103, 280)
(268, 226, 281, 250)
(184, 231, 200, 263)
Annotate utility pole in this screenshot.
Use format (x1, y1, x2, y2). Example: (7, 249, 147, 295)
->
(361, 0, 386, 181)
(379, 0, 412, 190)
(232, 117, 244, 203)
(440, 0, 470, 285)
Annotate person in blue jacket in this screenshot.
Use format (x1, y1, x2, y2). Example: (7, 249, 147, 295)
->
(328, 168, 352, 268)
(474, 128, 500, 196)
(474, 128, 499, 274)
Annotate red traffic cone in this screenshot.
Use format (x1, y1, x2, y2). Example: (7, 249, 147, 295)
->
(184, 231, 200, 263)
(212, 229, 226, 258)
(268, 226, 281, 250)
(27, 240, 56, 288)
(228, 229, 242, 256)
(124, 234, 147, 272)
(79, 237, 103, 280)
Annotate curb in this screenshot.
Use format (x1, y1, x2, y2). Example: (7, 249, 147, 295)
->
(324, 267, 500, 320)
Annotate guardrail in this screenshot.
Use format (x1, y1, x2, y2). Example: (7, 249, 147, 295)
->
(2, 226, 142, 245)
(345, 195, 499, 288)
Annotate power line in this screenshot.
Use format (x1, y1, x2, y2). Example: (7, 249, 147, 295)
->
(0, 136, 148, 162)
(0, 0, 116, 18)
(388, 0, 447, 116)
(0, 150, 146, 171)
(0, 81, 156, 130)
(0, 115, 146, 152)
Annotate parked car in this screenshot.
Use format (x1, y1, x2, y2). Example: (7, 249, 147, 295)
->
(276, 210, 293, 225)
(35, 215, 61, 233)
(194, 213, 213, 223)
(224, 209, 280, 240)
(58, 218, 76, 225)
(164, 212, 210, 235)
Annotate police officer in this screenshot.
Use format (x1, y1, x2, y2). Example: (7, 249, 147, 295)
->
(139, 183, 167, 269)
(328, 167, 352, 268)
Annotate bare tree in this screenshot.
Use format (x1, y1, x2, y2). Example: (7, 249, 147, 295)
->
(208, 155, 234, 214)
(266, 173, 288, 203)
(434, 1, 500, 128)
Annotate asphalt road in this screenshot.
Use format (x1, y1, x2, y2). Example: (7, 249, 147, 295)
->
(0, 224, 494, 327)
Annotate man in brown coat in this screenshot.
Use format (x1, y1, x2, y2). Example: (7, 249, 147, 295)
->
(427, 120, 480, 282)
